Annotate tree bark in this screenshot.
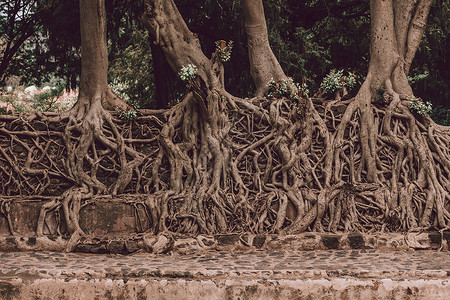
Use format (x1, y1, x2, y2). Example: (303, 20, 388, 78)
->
(141, 0, 218, 90)
(366, 0, 432, 97)
(76, 0, 127, 117)
(34, 0, 142, 248)
(242, 0, 287, 97)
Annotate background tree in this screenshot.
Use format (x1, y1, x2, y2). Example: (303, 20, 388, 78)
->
(0, 0, 43, 85)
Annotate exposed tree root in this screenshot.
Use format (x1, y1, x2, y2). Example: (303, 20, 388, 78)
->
(0, 0, 448, 243)
(1, 84, 448, 238)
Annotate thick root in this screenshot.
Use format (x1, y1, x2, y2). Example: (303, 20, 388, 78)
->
(1, 83, 449, 237)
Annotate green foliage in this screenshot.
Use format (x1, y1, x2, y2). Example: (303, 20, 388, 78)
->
(178, 64, 198, 82)
(0, 0, 43, 83)
(410, 97, 432, 117)
(1, 0, 448, 113)
(215, 40, 234, 63)
(408, 1, 449, 108)
(109, 30, 154, 109)
(117, 106, 137, 121)
(320, 69, 356, 94)
(407, 71, 429, 85)
(267, 77, 307, 100)
(430, 105, 450, 126)
(0, 85, 75, 114)
(31, 85, 64, 112)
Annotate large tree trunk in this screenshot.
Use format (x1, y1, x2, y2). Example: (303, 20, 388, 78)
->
(34, 0, 143, 250)
(242, 0, 287, 97)
(75, 0, 127, 117)
(321, 0, 449, 231)
(366, 0, 433, 96)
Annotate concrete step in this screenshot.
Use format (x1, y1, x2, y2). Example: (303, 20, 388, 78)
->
(0, 250, 449, 299)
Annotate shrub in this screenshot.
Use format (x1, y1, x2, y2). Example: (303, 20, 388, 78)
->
(320, 69, 356, 94)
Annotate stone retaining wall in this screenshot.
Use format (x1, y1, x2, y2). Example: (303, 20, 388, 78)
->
(0, 230, 448, 254)
(1, 197, 449, 254)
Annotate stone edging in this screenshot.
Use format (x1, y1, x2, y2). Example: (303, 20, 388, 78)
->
(0, 231, 448, 254)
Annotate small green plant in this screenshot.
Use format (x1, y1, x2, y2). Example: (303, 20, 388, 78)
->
(32, 85, 64, 112)
(320, 69, 356, 94)
(215, 40, 234, 63)
(267, 77, 307, 100)
(110, 79, 141, 110)
(299, 81, 309, 98)
(110, 79, 131, 103)
(117, 106, 137, 121)
(178, 64, 198, 81)
(410, 97, 432, 116)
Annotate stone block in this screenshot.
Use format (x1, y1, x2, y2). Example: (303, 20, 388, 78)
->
(321, 235, 341, 249)
(252, 235, 266, 249)
(215, 234, 239, 246)
(348, 232, 365, 249)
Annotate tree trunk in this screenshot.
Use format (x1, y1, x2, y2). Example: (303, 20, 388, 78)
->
(339, 0, 448, 229)
(34, 0, 143, 250)
(365, 0, 432, 96)
(242, 0, 287, 97)
(75, 0, 127, 117)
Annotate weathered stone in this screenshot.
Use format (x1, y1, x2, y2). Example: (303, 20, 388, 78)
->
(405, 233, 431, 249)
(252, 235, 266, 249)
(143, 233, 174, 254)
(107, 240, 126, 254)
(125, 239, 141, 253)
(443, 230, 450, 244)
(173, 238, 202, 255)
(79, 200, 148, 236)
(74, 243, 108, 254)
(348, 232, 365, 249)
(240, 234, 251, 246)
(197, 235, 216, 248)
(428, 232, 442, 248)
(2, 277, 449, 300)
(26, 237, 36, 246)
(215, 234, 239, 246)
(6, 237, 16, 244)
(321, 235, 341, 249)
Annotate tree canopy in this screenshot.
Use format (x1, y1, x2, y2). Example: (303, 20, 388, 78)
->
(2, 1, 448, 113)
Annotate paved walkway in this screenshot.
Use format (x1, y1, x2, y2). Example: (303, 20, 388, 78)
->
(1, 249, 449, 280)
(1, 250, 449, 299)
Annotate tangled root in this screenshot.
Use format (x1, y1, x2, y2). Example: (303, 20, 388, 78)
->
(0, 86, 449, 238)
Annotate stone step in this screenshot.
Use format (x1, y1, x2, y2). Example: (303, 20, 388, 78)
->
(0, 250, 449, 299)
